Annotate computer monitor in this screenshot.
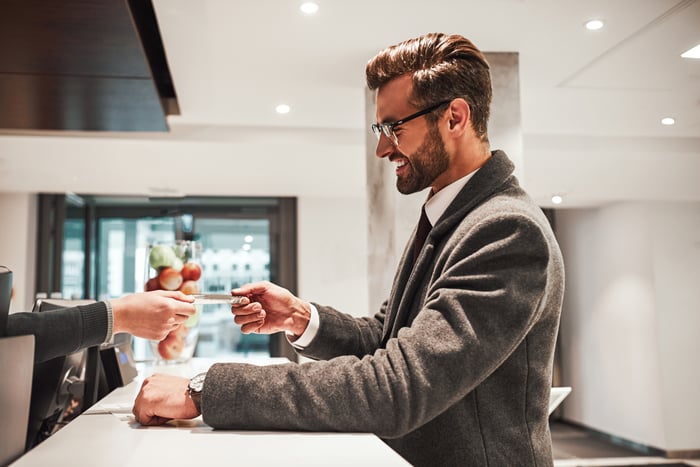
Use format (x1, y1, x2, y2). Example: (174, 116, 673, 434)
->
(25, 298, 96, 450)
(0, 266, 36, 464)
(25, 298, 137, 450)
(0, 265, 12, 337)
(0, 334, 35, 465)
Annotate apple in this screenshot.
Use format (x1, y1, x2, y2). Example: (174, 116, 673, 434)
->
(179, 280, 199, 295)
(144, 277, 161, 291)
(148, 245, 177, 269)
(181, 262, 202, 281)
(158, 267, 183, 291)
(171, 257, 184, 272)
(157, 332, 185, 360)
(172, 323, 189, 338)
(184, 305, 201, 328)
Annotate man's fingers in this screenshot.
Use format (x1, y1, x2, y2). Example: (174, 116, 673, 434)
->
(232, 282, 270, 297)
(234, 308, 265, 325)
(240, 319, 265, 334)
(231, 302, 262, 316)
(230, 295, 250, 306)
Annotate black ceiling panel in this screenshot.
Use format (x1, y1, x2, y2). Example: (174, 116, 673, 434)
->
(0, 0, 179, 132)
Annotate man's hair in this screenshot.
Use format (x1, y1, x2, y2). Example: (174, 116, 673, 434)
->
(366, 33, 492, 141)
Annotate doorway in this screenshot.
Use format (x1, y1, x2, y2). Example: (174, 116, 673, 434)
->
(36, 194, 298, 361)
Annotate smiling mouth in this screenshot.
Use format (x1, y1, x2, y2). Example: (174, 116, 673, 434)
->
(393, 158, 407, 174)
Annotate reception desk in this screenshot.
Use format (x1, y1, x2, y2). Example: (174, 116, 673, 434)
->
(12, 357, 410, 466)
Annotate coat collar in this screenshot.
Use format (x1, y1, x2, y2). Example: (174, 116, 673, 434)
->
(430, 150, 515, 241)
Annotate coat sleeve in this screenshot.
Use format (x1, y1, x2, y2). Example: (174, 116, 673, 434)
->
(298, 300, 387, 360)
(5, 302, 109, 363)
(201, 211, 552, 438)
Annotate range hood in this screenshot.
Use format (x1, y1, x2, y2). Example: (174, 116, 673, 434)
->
(0, 0, 179, 132)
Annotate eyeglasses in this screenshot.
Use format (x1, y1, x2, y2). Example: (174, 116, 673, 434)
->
(371, 100, 452, 146)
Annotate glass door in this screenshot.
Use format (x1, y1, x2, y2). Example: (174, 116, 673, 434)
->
(37, 195, 298, 362)
(93, 213, 274, 360)
(194, 217, 271, 358)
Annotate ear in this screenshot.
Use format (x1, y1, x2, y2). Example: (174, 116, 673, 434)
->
(445, 98, 471, 135)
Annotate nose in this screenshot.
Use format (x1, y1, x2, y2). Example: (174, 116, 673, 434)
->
(375, 133, 395, 159)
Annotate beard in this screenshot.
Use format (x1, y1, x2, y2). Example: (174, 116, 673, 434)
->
(395, 123, 449, 195)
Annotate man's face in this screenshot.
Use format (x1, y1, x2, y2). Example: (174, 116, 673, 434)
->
(374, 75, 450, 195)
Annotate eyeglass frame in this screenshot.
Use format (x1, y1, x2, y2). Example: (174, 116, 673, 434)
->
(371, 99, 452, 146)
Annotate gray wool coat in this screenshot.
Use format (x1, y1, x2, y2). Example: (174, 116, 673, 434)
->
(203, 150, 565, 466)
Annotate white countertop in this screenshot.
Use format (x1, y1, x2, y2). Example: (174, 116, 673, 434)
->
(12, 357, 410, 467)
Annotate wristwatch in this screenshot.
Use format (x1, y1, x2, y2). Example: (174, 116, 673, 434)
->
(188, 372, 207, 412)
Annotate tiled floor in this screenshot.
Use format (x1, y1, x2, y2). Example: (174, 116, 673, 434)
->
(551, 421, 700, 467)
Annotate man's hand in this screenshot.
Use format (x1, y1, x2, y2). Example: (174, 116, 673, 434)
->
(231, 281, 311, 337)
(132, 373, 200, 426)
(111, 290, 196, 341)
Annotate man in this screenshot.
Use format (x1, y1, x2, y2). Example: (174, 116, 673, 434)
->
(133, 33, 565, 466)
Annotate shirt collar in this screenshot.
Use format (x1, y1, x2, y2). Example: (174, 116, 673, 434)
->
(424, 169, 479, 226)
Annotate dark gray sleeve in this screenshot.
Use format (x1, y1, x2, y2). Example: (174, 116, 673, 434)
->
(6, 302, 109, 363)
(298, 301, 386, 360)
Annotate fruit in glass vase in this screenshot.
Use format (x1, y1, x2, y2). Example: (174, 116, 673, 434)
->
(179, 280, 199, 295)
(184, 306, 201, 327)
(157, 331, 185, 360)
(181, 262, 202, 281)
(172, 323, 189, 338)
(149, 245, 177, 269)
(144, 277, 161, 292)
(158, 267, 183, 291)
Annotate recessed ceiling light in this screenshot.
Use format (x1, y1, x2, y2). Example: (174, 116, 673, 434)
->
(300, 2, 319, 14)
(584, 19, 604, 31)
(551, 195, 563, 205)
(661, 117, 676, 125)
(681, 44, 700, 59)
(275, 104, 291, 114)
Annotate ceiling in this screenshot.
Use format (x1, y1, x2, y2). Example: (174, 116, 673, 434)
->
(0, 0, 699, 208)
(152, 0, 700, 136)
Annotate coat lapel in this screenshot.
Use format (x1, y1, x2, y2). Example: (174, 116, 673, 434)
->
(380, 151, 516, 345)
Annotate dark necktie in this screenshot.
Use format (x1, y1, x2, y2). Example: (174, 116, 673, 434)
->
(412, 206, 432, 265)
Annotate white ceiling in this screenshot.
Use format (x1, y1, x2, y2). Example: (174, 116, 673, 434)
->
(0, 0, 699, 208)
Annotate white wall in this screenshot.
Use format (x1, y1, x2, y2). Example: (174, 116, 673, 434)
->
(557, 201, 700, 452)
(651, 203, 700, 451)
(298, 196, 368, 316)
(0, 193, 37, 313)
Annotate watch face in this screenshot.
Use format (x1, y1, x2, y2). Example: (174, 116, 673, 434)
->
(189, 373, 206, 392)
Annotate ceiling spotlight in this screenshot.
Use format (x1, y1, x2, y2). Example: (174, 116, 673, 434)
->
(584, 19, 604, 31)
(242, 243, 251, 251)
(244, 235, 253, 243)
(661, 117, 675, 125)
(551, 195, 563, 205)
(300, 2, 319, 14)
(681, 44, 700, 59)
(275, 104, 291, 114)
